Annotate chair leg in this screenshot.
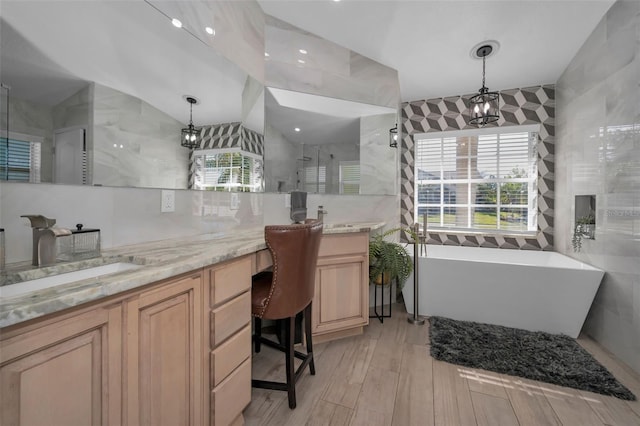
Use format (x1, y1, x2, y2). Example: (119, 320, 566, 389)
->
(304, 303, 315, 375)
(254, 317, 262, 353)
(285, 316, 297, 409)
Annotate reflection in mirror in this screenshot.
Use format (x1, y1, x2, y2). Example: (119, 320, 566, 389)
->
(264, 87, 396, 195)
(0, 0, 264, 191)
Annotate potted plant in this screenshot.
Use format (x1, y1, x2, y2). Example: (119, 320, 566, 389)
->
(369, 227, 414, 290)
(572, 214, 595, 252)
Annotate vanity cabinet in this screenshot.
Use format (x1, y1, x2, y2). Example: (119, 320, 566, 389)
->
(0, 304, 122, 426)
(0, 255, 254, 426)
(124, 273, 204, 426)
(312, 232, 369, 341)
(206, 256, 252, 426)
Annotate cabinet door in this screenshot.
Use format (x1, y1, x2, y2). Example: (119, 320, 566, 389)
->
(312, 255, 368, 335)
(0, 305, 122, 426)
(125, 273, 203, 426)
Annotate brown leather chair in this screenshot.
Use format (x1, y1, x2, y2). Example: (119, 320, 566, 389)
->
(251, 220, 323, 409)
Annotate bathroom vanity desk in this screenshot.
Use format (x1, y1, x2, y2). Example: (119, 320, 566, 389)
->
(0, 222, 382, 426)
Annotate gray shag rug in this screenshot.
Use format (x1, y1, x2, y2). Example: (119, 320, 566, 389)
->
(429, 316, 636, 401)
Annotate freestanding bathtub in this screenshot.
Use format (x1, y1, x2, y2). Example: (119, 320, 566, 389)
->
(401, 245, 604, 338)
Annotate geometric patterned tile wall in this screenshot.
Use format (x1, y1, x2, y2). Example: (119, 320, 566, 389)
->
(188, 122, 264, 188)
(400, 85, 555, 250)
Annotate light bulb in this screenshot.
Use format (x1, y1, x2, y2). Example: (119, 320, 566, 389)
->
(172, 18, 182, 28)
(393, 134, 398, 141)
(484, 102, 490, 113)
(474, 105, 480, 114)
(205, 26, 215, 36)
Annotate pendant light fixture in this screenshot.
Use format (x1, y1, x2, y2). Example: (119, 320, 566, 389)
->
(181, 96, 200, 149)
(468, 43, 499, 126)
(389, 123, 398, 148)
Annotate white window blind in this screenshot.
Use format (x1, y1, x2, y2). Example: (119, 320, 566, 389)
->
(304, 165, 326, 194)
(339, 161, 360, 194)
(414, 126, 538, 233)
(0, 138, 41, 182)
(193, 150, 263, 192)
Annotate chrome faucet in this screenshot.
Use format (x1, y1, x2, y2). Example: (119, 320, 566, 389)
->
(21, 215, 69, 266)
(317, 205, 328, 222)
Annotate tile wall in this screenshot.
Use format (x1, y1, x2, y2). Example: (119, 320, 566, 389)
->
(556, 0, 639, 373)
(401, 85, 555, 249)
(0, 181, 398, 265)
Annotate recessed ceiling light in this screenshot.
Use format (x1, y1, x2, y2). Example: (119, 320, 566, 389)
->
(294, 127, 301, 132)
(171, 18, 182, 28)
(265, 52, 270, 57)
(299, 49, 307, 54)
(297, 59, 305, 64)
(205, 26, 215, 36)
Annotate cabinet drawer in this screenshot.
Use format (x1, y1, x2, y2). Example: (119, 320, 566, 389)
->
(210, 257, 251, 307)
(211, 358, 251, 426)
(254, 249, 273, 274)
(211, 291, 251, 347)
(211, 324, 251, 387)
(318, 233, 368, 258)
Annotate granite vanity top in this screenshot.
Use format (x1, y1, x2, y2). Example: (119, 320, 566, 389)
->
(0, 221, 384, 328)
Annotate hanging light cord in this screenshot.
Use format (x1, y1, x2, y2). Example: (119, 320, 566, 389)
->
(481, 55, 486, 90)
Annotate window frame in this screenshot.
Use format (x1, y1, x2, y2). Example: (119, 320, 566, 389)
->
(192, 148, 263, 192)
(0, 131, 43, 183)
(414, 124, 539, 235)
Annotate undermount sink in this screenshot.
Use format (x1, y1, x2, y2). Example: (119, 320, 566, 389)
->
(0, 262, 143, 298)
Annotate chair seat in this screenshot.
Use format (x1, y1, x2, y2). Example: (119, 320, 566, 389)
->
(251, 271, 273, 317)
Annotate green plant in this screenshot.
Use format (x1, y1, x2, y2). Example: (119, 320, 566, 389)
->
(572, 215, 595, 252)
(369, 227, 414, 290)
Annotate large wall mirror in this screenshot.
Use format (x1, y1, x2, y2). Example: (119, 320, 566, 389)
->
(264, 87, 397, 194)
(0, 0, 264, 191)
(1, 1, 400, 195)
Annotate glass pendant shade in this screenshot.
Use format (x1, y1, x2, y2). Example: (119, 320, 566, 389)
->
(389, 124, 398, 148)
(181, 96, 200, 149)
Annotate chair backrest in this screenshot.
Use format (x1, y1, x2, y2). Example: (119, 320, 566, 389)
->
(261, 220, 323, 319)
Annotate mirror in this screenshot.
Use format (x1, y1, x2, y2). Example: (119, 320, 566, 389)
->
(0, 0, 264, 190)
(264, 87, 397, 194)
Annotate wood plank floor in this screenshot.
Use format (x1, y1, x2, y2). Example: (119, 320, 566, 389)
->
(244, 305, 640, 426)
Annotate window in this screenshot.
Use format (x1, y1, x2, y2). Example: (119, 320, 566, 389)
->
(414, 125, 538, 233)
(0, 136, 41, 182)
(304, 165, 326, 194)
(193, 149, 263, 192)
(339, 161, 360, 194)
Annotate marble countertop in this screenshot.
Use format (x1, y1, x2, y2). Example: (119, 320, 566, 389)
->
(0, 221, 384, 328)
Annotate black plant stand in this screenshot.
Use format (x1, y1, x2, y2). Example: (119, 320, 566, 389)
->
(370, 273, 392, 323)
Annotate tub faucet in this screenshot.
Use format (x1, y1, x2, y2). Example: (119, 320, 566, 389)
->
(21, 215, 70, 266)
(317, 205, 328, 222)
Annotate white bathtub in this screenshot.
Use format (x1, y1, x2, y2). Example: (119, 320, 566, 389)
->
(401, 245, 604, 338)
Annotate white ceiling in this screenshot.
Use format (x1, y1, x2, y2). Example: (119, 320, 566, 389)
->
(258, 0, 615, 102)
(1, 1, 247, 127)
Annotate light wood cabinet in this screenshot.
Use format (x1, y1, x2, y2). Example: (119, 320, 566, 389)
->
(0, 304, 122, 426)
(124, 273, 204, 426)
(206, 256, 252, 426)
(0, 234, 365, 424)
(312, 232, 369, 341)
(0, 255, 254, 426)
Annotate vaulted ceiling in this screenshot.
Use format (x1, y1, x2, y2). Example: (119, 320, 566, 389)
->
(258, 0, 615, 102)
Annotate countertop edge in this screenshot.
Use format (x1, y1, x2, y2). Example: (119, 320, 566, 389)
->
(0, 222, 385, 328)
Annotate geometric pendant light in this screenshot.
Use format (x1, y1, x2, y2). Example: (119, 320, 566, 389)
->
(468, 44, 499, 126)
(180, 96, 201, 149)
